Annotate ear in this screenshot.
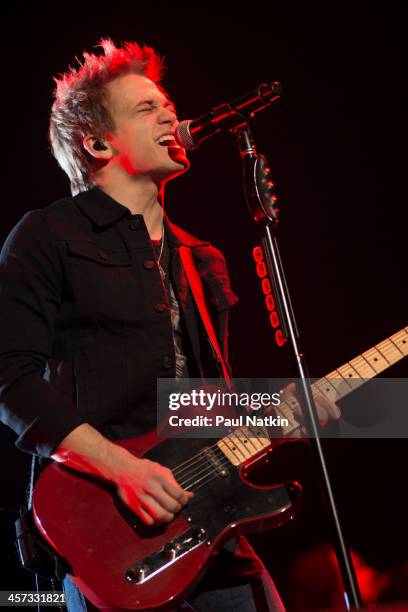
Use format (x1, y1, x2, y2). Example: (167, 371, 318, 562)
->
(82, 135, 113, 159)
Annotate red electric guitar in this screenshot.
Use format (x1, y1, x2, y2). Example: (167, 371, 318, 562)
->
(33, 327, 408, 611)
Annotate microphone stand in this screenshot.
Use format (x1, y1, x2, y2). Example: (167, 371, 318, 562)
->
(230, 117, 363, 609)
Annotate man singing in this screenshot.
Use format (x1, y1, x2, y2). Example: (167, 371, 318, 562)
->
(0, 38, 338, 611)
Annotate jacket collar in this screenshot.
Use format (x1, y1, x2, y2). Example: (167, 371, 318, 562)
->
(73, 186, 130, 226)
(73, 186, 209, 248)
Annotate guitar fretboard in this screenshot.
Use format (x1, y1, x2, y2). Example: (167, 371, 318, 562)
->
(217, 327, 408, 466)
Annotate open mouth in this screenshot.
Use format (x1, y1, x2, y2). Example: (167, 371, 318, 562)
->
(157, 135, 179, 147)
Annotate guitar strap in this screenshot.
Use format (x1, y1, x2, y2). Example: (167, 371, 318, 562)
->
(179, 246, 232, 389)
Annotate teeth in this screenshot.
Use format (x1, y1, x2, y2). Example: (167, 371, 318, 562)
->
(158, 135, 176, 144)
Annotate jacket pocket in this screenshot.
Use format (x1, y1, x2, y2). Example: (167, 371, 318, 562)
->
(65, 241, 133, 322)
(67, 241, 132, 266)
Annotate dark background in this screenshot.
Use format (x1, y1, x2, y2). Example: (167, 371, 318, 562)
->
(1, 4, 407, 609)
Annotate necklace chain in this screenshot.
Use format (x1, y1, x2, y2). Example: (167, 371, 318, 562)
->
(154, 226, 166, 280)
(157, 228, 164, 263)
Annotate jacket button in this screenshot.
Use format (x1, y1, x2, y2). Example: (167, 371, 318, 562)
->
(129, 218, 142, 230)
(144, 259, 155, 270)
(162, 356, 173, 369)
(154, 303, 167, 312)
(98, 250, 109, 261)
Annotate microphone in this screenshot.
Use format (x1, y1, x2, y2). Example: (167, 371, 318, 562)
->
(176, 82, 281, 150)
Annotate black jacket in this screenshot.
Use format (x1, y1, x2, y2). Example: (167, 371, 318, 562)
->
(0, 187, 238, 457)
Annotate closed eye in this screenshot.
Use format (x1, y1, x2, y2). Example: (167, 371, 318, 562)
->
(135, 101, 177, 114)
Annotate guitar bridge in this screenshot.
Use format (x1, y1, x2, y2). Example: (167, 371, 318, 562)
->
(125, 527, 208, 584)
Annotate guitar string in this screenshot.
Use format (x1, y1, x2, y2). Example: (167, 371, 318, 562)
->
(181, 429, 282, 492)
(186, 468, 230, 494)
(176, 440, 268, 490)
(177, 448, 234, 490)
(170, 428, 273, 491)
(181, 462, 230, 491)
(181, 450, 254, 493)
(171, 443, 221, 476)
(180, 453, 240, 491)
(172, 437, 256, 482)
(185, 469, 226, 493)
(171, 425, 271, 478)
(176, 437, 265, 488)
(178, 436, 269, 491)
(174, 426, 292, 491)
(173, 428, 264, 479)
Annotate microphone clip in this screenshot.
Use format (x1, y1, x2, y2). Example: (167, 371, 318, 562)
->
(232, 124, 279, 226)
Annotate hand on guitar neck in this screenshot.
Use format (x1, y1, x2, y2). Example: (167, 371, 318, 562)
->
(267, 382, 342, 437)
(51, 423, 193, 526)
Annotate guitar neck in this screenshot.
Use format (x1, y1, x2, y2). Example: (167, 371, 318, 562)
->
(277, 326, 408, 436)
(217, 327, 408, 463)
(312, 326, 408, 400)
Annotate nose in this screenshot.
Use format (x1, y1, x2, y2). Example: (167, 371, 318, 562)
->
(158, 105, 178, 127)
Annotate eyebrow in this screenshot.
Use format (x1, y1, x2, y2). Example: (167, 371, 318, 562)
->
(133, 98, 176, 111)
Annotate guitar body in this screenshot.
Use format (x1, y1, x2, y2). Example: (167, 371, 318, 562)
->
(32, 326, 408, 609)
(33, 431, 301, 611)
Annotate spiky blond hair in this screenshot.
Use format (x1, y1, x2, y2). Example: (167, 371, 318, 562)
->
(49, 38, 165, 195)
